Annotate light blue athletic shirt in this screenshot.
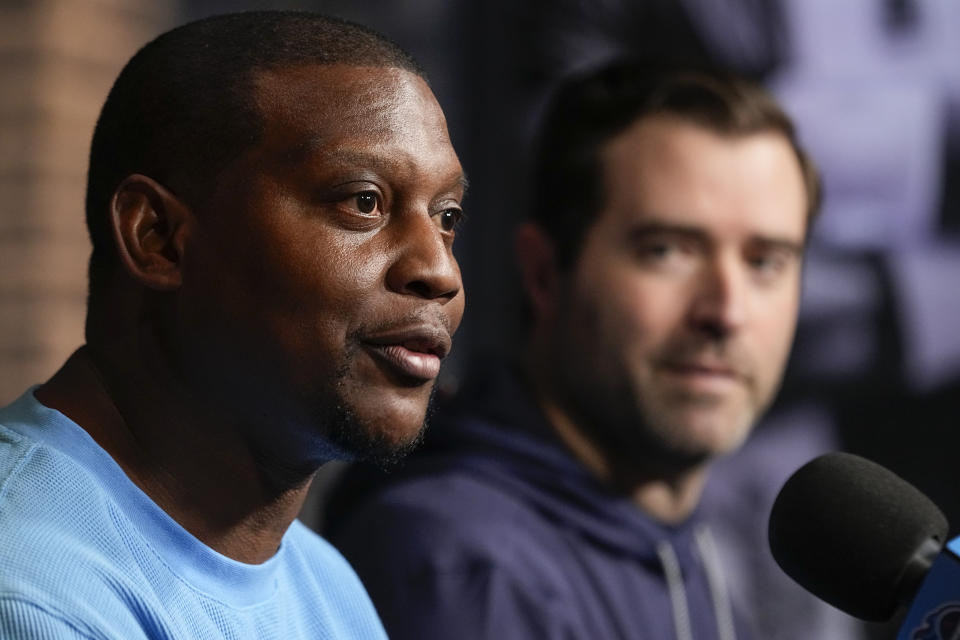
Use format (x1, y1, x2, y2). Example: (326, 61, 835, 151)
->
(0, 388, 387, 640)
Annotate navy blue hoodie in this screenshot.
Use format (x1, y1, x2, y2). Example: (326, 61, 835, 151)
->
(325, 368, 754, 640)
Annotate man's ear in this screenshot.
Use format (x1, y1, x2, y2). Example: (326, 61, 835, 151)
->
(515, 222, 560, 323)
(109, 174, 192, 291)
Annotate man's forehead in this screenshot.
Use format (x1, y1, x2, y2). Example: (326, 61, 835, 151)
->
(216, 62, 460, 189)
(248, 63, 438, 142)
(251, 63, 422, 111)
(597, 117, 808, 242)
(604, 116, 803, 196)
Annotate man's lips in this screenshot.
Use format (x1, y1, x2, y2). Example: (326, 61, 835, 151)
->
(662, 362, 737, 376)
(361, 325, 451, 382)
(657, 360, 747, 389)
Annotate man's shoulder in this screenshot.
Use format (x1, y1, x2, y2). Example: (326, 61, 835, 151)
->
(0, 422, 117, 550)
(326, 458, 568, 588)
(333, 458, 540, 539)
(325, 397, 579, 563)
(0, 423, 146, 637)
(0, 428, 386, 640)
(0, 421, 37, 497)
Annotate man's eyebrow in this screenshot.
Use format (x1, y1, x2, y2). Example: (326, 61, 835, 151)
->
(627, 222, 709, 242)
(627, 221, 805, 253)
(748, 235, 805, 255)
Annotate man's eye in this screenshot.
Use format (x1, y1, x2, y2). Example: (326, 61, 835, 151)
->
(750, 255, 777, 271)
(645, 243, 674, 258)
(637, 240, 688, 263)
(355, 192, 379, 215)
(438, 208, 464, 232)
(748, 250, 792, 277)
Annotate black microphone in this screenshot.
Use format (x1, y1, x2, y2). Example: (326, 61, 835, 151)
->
(769, 452, 960, 638)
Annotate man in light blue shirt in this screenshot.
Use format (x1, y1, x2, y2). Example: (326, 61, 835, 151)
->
(0, 10, 466, 639)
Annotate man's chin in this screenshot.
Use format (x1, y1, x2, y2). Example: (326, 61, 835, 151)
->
(316, 368, 439, 467)
(341, 423, 427, 469)
(321, 399, 432, 469)
(683, 406, 758, 454)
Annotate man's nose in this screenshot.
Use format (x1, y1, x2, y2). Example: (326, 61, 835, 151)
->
(385, 212, 461, 302)
(687, 254, 747, 340)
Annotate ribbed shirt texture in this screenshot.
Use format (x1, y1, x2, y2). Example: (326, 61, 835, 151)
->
(0, 388, 387, 640)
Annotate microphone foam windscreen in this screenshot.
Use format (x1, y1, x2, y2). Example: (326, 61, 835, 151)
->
(768, 452, 948, 621)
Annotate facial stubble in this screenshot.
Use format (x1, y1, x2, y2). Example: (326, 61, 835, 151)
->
(320, 344, 433, 470)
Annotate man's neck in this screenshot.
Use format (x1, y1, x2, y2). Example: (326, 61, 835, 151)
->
(34, 346, 314, 564)
(538, 398, 707, 524)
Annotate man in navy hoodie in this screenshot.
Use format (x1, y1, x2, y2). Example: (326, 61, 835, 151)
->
(326, 61, 820, 640)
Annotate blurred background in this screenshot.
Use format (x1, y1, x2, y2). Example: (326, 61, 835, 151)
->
(2, 1, 959, 637)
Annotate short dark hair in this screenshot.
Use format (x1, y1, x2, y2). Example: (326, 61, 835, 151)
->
(85, 10, 424, 305)
(531, 60, 821, 269)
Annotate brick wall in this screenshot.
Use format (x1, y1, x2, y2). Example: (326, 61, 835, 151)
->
(0, 0, 172, 403)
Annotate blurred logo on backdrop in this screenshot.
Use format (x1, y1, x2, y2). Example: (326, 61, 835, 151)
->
(911, 603, 960, 640)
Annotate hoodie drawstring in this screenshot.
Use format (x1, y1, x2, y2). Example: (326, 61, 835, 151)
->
(655, 526, 738, 640)
(656, 540, 694, 640)
(695, 525, 738, 640)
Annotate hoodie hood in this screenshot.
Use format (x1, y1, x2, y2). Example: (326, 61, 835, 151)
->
(414, 365, 710, 573)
